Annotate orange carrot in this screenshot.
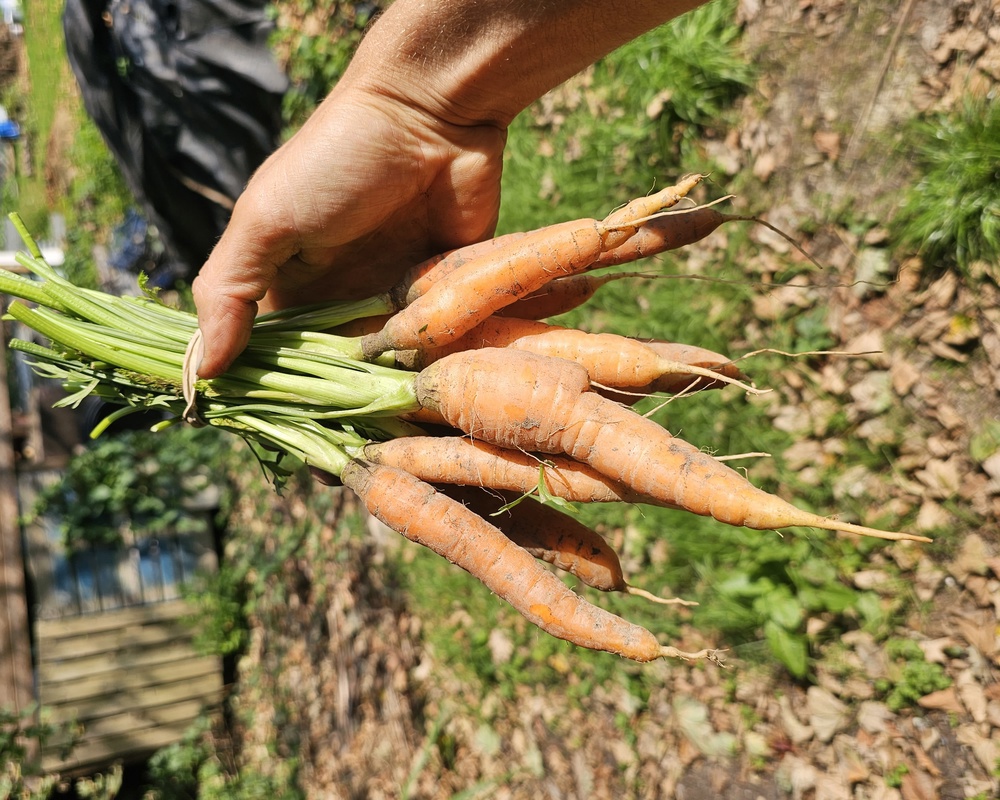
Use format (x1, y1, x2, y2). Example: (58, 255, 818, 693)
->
(447, 485, 694, 605)
(359, 435, 645, 504)
(340, 459, 716, 662)
(361, 176, 705, 359)
(398, 230, 530, 306)
(396, 315, 757, 393)
(327, 313, 394, 337)
(495, 271, 652, 320)
(413, 348, 929, 543)
(597, 340, 747, 403)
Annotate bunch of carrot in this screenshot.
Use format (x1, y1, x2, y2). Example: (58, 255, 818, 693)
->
(1, 175, 927, 665)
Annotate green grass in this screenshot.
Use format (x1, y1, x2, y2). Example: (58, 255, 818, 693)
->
(890, 94, 1000, 278)
(17, 0, 74, 232)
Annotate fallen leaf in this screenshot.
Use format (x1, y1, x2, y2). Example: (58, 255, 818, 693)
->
(673, 695, 738, 758)
(956, 670, 988, 723)
(955, 726, 1000, 775)
(807, 686, 850, 744)
(813, 130, 841, 161)
(856, 701, 895, 734)
(916, 636, 959, 665)
(914, 457, 963, 501)
(948, 534, 991, 583)
(779, 694, 814, 744)
(916, 687, 963, 714)
(954, 610, 997, 658)
(775, 754, 817, 800)
(899, 767, 939, 800)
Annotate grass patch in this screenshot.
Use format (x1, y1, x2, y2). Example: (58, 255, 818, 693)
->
(17, 0, 76, 230)
(890, 93, 1000, 278)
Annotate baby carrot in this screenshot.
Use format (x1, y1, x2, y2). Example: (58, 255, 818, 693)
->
(340, 459, 716, 662)
(397, 316, 757, 393)
(413, 348, 929, 543)
(360, 177, 704, 359)
(359, 435, 640, 504)
(447, 485, 695, 605)
(495, 271, 652, 320)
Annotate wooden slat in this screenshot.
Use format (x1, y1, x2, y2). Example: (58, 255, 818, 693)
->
(46, 672, 222, 726)
(37, 618, 194, 661)
(40, 655, 221, 706)
(35, 598, 193, 638)
(37, 639, 206, 683)
(41, 718, 208, 774)
(0, 331, 33, 715)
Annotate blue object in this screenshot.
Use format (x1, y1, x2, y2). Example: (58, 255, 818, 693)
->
(0, 120, 20, 140)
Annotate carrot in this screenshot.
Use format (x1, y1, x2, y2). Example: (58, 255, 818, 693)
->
(495, 271, 653, 320)
(597, 340, 747, 403)
(358, 435, 647, 504)
(398, 230, 530, 306)
(327, 313, 394, 337)
(340, 458, 717, 662)
(446, 485, 695, 605)
(594, 204, 824, 271)
(396, 315, 758, 394)
(413, 348, 929, 543)
(360, 176, 705, 359)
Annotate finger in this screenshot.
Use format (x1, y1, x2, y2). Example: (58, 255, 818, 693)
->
(192, 198, 299, 378)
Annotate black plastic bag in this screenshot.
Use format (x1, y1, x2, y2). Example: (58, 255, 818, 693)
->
(63, 0, 288, 284)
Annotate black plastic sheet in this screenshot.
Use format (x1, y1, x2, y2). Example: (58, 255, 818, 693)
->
(63, 0, 288, 284)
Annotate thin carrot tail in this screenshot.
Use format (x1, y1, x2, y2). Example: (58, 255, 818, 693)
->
(601, 174, 706, 241)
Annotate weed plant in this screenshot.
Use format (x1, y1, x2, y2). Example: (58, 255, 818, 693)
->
(891, 93, 1000, 278)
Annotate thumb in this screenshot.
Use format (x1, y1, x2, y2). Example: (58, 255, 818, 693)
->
(192, 221, 295, 379)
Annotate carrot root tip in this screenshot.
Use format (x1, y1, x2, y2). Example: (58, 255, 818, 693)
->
(626, 585, 698, 606)
(659, 647, 728, 667)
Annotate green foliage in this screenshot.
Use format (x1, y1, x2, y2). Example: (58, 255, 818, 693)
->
(499, 0, 753, 235)
(271, 1, 387, 129)
(874, 637, 952, 711)
(891, 94, 1000, 277)
(970, 418, 1000, 463)
(61, 113, 135, 289)
(884, 763, 908, 789)
(144, 716, 302, 800)
(0, 705, 59, 799)
(31, 426, 230, 548)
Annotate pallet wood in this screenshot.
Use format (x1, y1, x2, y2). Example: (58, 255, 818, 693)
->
(36, 597, 223, 776)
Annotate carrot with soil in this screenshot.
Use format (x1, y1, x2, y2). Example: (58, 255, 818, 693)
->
(445, 485, 695, 605)
(413, 348, 928, 543)
(341, 459, 716, 662)
(361, 175, 706, 358)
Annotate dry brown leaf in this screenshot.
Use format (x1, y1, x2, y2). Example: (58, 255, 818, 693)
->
(807, 686, 851, 743)
(856, 701, 895, 734)
(956, 670, 988, 723)
(916, 637, 959, 665)
(813, 130, 841, 161)
(955, 726, 1000, 775)
(916, 687, 964, 714)
(953, 609, 997, 657)
(779, 694, 814, 745)
(890, 359, 921, 397)
(899, 767, 940, 800)
(948, 534, 991, 583)
(915, 457, 963, 501)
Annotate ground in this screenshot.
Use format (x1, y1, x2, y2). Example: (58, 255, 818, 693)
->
(8, 0, 1000, 797)
(214, 2, 1000, 799)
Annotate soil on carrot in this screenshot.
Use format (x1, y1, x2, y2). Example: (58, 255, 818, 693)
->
(195, 2, 1000, 798)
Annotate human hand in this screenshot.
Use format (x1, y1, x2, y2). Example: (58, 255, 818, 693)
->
(191, 82, 506, 378)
